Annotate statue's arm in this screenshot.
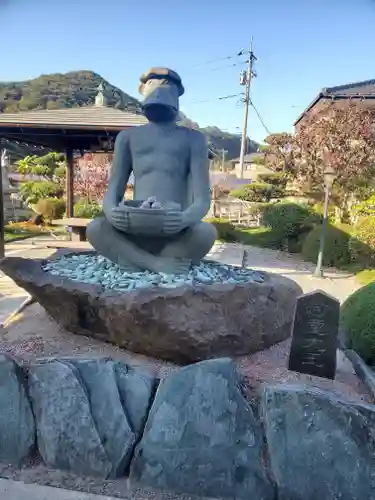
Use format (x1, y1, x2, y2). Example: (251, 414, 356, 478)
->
(103, 130, 132, 219)
(181, 130, 211, 229)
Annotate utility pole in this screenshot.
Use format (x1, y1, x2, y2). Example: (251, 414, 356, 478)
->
(221, 149, 227, 171)
(0, 152, 4, 259)
(239, 38, 257, 179)
(0, 148, 7, 259)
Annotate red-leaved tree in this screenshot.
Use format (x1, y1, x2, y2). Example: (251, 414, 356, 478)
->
(294, 103, 375, 199)
(263, 132, 295, 174)
(74, 153, 111, 203)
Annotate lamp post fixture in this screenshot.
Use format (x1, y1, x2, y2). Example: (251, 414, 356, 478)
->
(313, 165, 337, 278)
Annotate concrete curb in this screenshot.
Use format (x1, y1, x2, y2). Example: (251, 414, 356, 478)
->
(2, 296, 36, 329)
(344, 349, 375, 400)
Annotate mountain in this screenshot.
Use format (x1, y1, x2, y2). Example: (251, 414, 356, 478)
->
(200, 126, 259, 161)
(0, 71, 258, 159)
(0, 70, 141, 114)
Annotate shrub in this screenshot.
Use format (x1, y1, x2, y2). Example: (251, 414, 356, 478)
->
(246, 202, 271, 214)
(262, 203, 319, 239)
(349, 216, 375, 267)
(35, 198, 66, 222)
(205, 218, 237, 242)
(230, 182, 283, 202)
(286, 231, 310, 254)
(311, 202, 335, 223)
(351, 194, 375, 218)
(257, 172, 287, 188)
(54, 165, 67, 180)
(301, 223, 351, 267)
(19, 180, 63, 205)
(236, 227, 281, 249)
(73, 199, 103, 219)
(341, 282, 375, 365)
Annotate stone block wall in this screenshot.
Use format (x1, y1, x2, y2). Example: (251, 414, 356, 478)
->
(0, 354, 374, 500)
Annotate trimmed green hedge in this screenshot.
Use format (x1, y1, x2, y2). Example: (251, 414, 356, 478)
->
(301, 223, 352, 268)
(231, 183, 284, 203)
(205, 218, 237, 242)
(260, 203, 319, 251)
(20, 180, 63, 205)
(312, 202, 335, 223)
(73, 199, 103, 219)
(235, 227, 282, 249)
(350, 216, 375, 267)
(35, 198, 66, 222)
(341, 282, 375, 365)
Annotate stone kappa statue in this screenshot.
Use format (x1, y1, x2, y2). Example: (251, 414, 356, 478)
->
(87, 67, 216, 273)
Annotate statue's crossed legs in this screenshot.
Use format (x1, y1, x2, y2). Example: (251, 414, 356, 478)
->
(87, 216, 217, 274)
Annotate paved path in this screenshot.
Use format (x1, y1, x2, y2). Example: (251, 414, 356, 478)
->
(0, 479, 119, 500)
(0, 239, 57, 326)
(244, 245, 360, 303)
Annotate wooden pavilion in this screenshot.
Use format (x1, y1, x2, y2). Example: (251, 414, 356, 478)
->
(0, 86, 147, 255)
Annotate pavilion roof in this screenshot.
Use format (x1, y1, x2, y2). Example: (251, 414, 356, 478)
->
(0, 106, 148, 130)
(0, 106, 148, 151)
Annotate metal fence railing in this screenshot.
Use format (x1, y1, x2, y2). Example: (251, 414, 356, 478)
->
(208, 197, 261, 227)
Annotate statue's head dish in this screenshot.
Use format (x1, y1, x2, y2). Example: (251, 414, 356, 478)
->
(139, 67, 184, 123)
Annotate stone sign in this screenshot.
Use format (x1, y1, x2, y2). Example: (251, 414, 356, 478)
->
(288, 290, 339, 379)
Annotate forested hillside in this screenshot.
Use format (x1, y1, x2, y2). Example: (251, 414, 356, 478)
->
(0, 71, 258, 159)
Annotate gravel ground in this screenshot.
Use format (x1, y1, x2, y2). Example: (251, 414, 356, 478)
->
(0, 461, 217, 500)
(1, 303, 371, 405)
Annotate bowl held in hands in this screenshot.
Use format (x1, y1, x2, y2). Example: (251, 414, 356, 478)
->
(122, 200, 179, 236)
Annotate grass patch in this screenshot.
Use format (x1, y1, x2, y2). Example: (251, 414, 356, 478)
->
(356, 269, 375, 286)
(235, 227, 280, 248)
(4, 221, 67, 244)
(4, 232, 36, 243)
(4, 228, 48, 243)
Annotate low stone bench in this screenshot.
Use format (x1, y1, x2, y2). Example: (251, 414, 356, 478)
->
(51, 218, 91, 242)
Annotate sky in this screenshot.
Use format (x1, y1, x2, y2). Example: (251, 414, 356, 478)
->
(1, 0, 375, 143)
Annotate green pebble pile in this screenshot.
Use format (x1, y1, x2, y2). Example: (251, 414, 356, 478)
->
(42, 254, 264, 292)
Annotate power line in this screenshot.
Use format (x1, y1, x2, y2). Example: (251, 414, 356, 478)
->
(250, 100, 272, 136)
(187, 60, 248, 77)
(185, 93, 243, 105)
(188, 50, 245, 68)
(204, 60, 247, 73)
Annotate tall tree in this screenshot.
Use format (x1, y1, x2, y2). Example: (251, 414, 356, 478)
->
(15, 152, 66, 180)
(263, 133, 295, 173)
(74, 153, 110, 202)
(15, 152, 66, 204)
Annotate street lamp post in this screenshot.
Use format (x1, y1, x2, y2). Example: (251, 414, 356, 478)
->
(313, 165, 337, 278)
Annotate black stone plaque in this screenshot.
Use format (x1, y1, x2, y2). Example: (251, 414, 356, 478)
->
(288, 290, 339, 379)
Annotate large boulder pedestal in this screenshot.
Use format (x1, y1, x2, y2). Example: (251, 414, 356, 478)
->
(0, 255, 302, 363)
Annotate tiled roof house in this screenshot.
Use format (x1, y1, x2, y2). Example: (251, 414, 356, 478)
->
(294, 79, 375, 129)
